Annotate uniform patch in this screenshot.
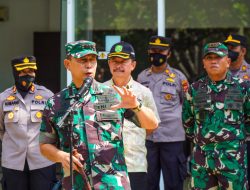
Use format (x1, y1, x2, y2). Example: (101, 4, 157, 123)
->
(165, 94, 172, 100)
(243, 75, 249, 80)
(242, 65, 247, 71)
(8, 112, 14, 119)
(169, 73, 176, 78)
(182, 80, 189, 92)
(36, 111, 42, 118)
(6, 96, 16, 101)
(166, 78, 175, 83)
(35, 95, 43, 100)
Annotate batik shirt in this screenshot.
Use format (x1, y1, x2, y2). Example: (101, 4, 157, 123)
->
(40, 81, 131, 190)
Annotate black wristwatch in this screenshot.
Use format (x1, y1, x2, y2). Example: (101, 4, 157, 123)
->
(131, 101, 142, 113)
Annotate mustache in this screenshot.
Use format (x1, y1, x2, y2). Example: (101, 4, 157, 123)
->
(113, 68, 124, 72)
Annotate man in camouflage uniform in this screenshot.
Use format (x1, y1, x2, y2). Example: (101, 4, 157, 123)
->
(104, 41, 159, 190)
(39, 40, 155, 190)
(224, 34, 250, 185)
(182, 42, 250, 189)
(0, 56, 56, 190)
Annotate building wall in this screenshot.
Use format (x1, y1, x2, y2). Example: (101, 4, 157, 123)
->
(0, 0, 60, 91)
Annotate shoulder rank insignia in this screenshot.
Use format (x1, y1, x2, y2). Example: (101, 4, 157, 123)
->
(6, 96, 16, 101)
(36, 111, 42, 118)
(242, 65, 247, 71)
(169, 73, 176, 78)
(165, 94, 172, 100)
(8, 112, 14, 119)
(166, 78, 175, 83)
(35, 95, 43, 100)
(243, 75, 249, 80)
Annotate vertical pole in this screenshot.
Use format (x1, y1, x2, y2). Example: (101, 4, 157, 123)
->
(157, 0, 165, 36)
(66, 0, 75, 85)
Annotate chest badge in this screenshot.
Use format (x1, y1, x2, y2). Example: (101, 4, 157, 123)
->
(35, 95, 43, 100)
(169, 73, 176, 78)
(8, 112, 14, 119)
(242, 65, 247, 71)
(6, 96, 16, 101)
(165, 69, 170, 74)
(243, 75, 249, 80)
(165, 94, 172, 100)
(166, 78, 175, 83)
(36, 111, 42, 118)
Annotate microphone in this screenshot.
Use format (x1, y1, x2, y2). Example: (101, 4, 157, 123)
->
(75, 77, 93, 99)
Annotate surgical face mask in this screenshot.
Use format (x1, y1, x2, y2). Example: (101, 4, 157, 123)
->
(149, 53, 167, 67)
(15, 75, 35, 91)
(228, 49, 239, 62)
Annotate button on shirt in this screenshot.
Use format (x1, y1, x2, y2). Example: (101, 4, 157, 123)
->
(104, 78, 159, 172)
(137, 66, 188, 142)
(0, 84, 54, 171)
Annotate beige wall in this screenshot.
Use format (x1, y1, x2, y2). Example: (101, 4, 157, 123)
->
(0, 0, 60, 91)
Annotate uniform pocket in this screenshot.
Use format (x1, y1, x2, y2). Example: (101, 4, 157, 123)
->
(3, 105, 19, 124)
(160, 85, 178, 107)
(30, 104, 44, 122)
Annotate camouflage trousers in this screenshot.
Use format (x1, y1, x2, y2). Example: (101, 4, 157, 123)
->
(190, 142, 248, 190)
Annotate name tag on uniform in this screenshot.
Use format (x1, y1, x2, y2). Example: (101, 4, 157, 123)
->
(96, 95, 117, 103)
(94, 102, 116, 111)
(96, 111, 120, 121)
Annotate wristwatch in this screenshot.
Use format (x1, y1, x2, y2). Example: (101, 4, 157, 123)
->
(131, 101, 142, 113)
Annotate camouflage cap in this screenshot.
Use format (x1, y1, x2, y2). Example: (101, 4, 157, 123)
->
(65, 40, 98, 58)
(11, 56, 37, 71)
(203, 42, 228, 57)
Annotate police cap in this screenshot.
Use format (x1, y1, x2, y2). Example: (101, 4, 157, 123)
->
(224, 34, 247, 48)
(11, 56, 37, 72)
(148, 35, 172, 50)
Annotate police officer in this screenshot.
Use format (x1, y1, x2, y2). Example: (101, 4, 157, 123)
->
(39, 40, 156, 190)
(224, 34, 250, 186)
(137, 36, 188, 190)
(0, 56, 56, 190)
(224, 34, 249, 79)
(104, 41, 159, 190)
(182, 42, 250, 189)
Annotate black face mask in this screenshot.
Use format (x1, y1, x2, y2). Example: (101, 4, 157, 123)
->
(228, 50, 239, 62)
(15, 75, 35, 91)
(149, 53, 167, 67)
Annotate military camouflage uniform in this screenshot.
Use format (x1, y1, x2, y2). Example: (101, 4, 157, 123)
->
(182, 73, 250, 189)
(40, 81, 131, 190)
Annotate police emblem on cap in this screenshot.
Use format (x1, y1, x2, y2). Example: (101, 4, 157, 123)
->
(155, 38, 161, 44)
(227, 35, 233, 41)
(23, 57, 29, 63)
(115, 45, 123, 52)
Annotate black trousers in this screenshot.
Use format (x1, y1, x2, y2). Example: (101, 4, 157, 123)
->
(146, 141, 187, 190)
(1, 160, 57, 190)
(128, 172, 147, 190)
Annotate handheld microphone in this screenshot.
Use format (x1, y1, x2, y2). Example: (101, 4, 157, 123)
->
(75, 77, 93, 99)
